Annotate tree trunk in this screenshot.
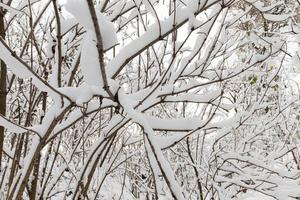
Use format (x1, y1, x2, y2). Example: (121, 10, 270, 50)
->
(0, 4, 7, 170)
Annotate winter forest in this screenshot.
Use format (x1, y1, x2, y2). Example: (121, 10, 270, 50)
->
(0, 0, 300, 199)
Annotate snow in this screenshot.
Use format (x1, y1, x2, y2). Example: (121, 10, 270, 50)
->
(97, 13, 119, 50)
(107, 1, 221, 78)
(0, 2, 23, 16)
(264, 13, 293, 22)
(0, 38, 63, 103)
(64, 0, 119, 93)
(249, 0, 285, 12)
(1, 0, 300, 199)
(60, 17, 77, 35)
(80, 30, 104, 87)
(0, 115, 27, 134)
(31, 102, 70, 137)
(45, 31, 56, 59)
(64, 0, 118, 50)
(118, 88, 186, 200)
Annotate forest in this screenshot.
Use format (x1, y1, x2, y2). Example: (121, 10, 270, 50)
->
(0, 0, 300, 199)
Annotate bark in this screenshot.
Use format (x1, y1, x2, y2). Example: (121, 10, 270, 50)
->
(0, 4, 7, 170)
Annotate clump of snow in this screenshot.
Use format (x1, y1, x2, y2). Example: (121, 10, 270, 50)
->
(64, 0, 118, 50)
